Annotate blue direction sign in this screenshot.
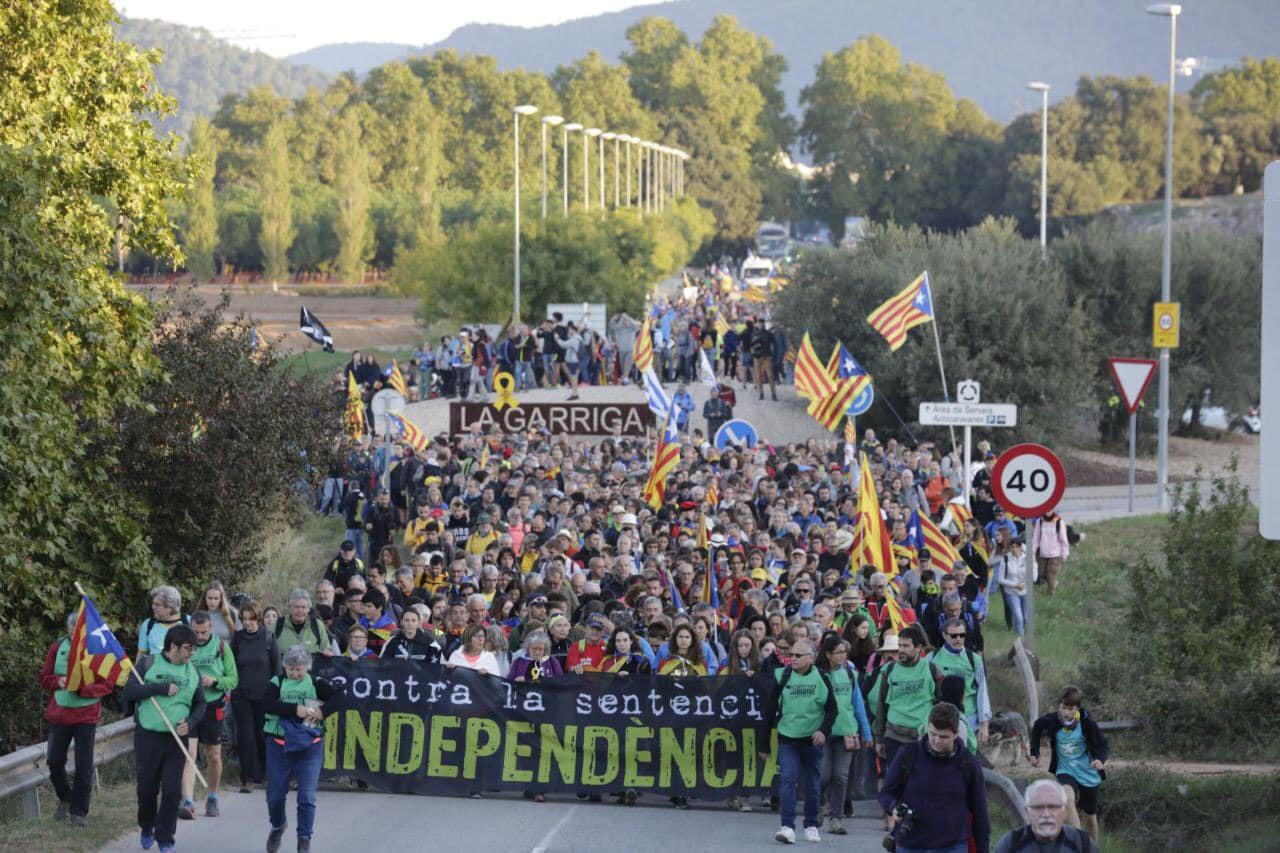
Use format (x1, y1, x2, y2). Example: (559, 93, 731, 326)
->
(847, 383, 874, 417)
(715, 419, 758, 449)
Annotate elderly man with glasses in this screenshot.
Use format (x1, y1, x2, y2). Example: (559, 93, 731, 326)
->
(928, 616, 992, 750)
(995, 779, 1098, 852)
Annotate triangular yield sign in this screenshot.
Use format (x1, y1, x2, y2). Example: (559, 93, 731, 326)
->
(1107, 357, 1158, 414)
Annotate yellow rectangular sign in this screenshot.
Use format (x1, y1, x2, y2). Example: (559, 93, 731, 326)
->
(1153, 301, 1180, 348)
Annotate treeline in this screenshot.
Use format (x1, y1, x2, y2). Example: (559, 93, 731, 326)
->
(162, 17, 1279, 293)
(774, 220, 1262, 437)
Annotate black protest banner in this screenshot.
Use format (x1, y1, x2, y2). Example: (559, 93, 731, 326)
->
(313, 659, 780, 798)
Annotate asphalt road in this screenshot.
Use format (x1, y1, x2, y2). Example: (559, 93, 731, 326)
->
(99, 788, 889, 852)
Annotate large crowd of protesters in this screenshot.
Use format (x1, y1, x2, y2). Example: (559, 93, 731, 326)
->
(41, 267, 1105, 853)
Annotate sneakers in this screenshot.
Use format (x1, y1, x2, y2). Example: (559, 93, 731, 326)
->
(622, 790, 638, 805)
(828, 818, 847, 835)
(54, 801, 70, 821)
(140, 829, 155, 850)
(671, 796, 688, 809)
(266, 824, 286, 853)
(239, 784, 253, 794)
(177, 800, 195, 820)
(69, 815, 88, 827)
(159, 845, 175, 853)
(803, 826, 821, 843)
(297, 839, 311, 853)
(738, 799, 753, 813)
(204, 796, 220, 817)
(774, 826, 796, 844)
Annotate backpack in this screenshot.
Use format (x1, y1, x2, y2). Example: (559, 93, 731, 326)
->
(893, 737, 978, 801)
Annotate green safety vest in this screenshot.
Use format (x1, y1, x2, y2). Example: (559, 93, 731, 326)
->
(825, 665, 860, 737)
(929, 647, 979, 719)
(190, 637, 227, 703)
(774, 666, 831, 739)
(53, 638, 99, 709)
(264, 674, 317, 737)
(883, 660, 935, 731)
(135, 655, 199, 734)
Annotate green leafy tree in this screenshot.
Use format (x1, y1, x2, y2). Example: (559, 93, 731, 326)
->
(184, 116, 219, 280)
(257, 120, 294, 283)
(1190, 58, 1280, 195)
(800, 36, 965, 230)
(0, 0, 183, 647)
(333, 109, 373, 282)
(115, 290, 334, 593)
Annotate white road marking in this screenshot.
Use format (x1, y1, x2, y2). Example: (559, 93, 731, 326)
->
(530, 803, 579, 853)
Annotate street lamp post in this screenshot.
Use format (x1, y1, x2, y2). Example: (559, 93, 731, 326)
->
(585, 128, 600, 213)
(562, 122, 582, 216)
(513, 104, 538, 322)
(638, 140, 646, 218)
(540, 115, 562, 220)
(597, 132, 607, 213)
(605, 133, 619, 209)
(1147, 2, 1181, 511)
(1027, 82, 1050, 257)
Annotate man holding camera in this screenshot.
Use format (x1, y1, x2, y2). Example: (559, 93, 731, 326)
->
(878, 702, 990, 853)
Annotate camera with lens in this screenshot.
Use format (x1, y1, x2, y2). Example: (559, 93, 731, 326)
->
(881, 802, 915, 852)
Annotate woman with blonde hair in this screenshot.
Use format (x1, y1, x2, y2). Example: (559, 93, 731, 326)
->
(197, 581, 239, 642)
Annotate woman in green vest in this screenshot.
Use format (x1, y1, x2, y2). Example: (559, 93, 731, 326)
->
(121, 623, 206, 853)
(38, 611, 116, 826)
(816, 635, 873, 836)
(263, 645, 336, 853)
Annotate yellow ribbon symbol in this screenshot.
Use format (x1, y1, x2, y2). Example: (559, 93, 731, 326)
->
(492, 371, 520, 411)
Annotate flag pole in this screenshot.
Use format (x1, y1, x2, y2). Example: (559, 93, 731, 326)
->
(927, 287, 959, 453)
(74, 582, 209, 789)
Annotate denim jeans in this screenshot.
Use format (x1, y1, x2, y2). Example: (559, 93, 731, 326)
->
(318, 478, 343, 515)
(1003, 588, 1027, 635)
(541, 354, 556, 385)
(343, 528, 364, 561)
(515, 361, 535, 390)
(778, 739, 822, 830)
(266, 739, 322, 839)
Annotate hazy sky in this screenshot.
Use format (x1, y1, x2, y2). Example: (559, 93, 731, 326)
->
(113, 0, 665, 56)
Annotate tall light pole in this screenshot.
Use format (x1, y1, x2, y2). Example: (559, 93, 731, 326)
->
(1027, 82, 1050, 257)
(585, 128, 600, 212)
(624, 136, 633, 208)
(1148, 2, 1181, 511)
(638, 140, 646, 218)
(513, 104, 538, 322)
(562, 122, 582, 216)
(597, 131, 607, 213)
(540, 115, 562, 220)
(605, 132, 619, 208)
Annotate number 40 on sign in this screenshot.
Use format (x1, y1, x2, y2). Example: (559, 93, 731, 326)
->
(991, 443, 1067, 518)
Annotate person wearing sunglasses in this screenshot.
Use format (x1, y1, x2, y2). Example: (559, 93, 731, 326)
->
(928, 616, 992, 749)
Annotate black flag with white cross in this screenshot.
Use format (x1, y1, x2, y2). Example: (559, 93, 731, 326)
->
(299, 305, 334, 352)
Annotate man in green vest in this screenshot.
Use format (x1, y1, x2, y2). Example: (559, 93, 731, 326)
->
(38, 612, 116, 826)
(178, 611, 239, 820)
(759, 639, 838, 844)
(873, 624, 942, 770)
(928, 616, 991, 748)
(122, 623, 206, 853)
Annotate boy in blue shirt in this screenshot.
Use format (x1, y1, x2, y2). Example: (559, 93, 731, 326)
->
(1030, 685, 1109, 844)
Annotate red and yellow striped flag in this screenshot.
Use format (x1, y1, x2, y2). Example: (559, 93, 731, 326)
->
(867, 271, 935, 352)
(794, 333, 836, 401)
(853, 453, 896, 578)
(388, 413, 428, 453)
(643, 413, 681, 509)
(634, 316, 654, 373)
(843, 417, 856, 444)
(811, 376, 865, 431)
(344, 372, 366, 441)
(705, 478, 719, 509)
(919, 511, 963, 570)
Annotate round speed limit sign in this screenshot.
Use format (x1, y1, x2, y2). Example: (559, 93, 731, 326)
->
(991, 443, 1067, 518)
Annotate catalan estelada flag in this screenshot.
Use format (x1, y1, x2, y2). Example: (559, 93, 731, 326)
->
(642, 412, 681, 510)
(852, 453, 896, 578)
(387, 360, 408, 396)
(705, 478, 719, 509)
(867, 271, 934, 351)
(881, 579, 917, 630)
(67, 594, 132, 691)
(811, 376, 864, 431)
(843, 417, 856, 445)
(794, 333, 835, 401)
(387, 412, 428, 453)
(634, 316, 654, 373)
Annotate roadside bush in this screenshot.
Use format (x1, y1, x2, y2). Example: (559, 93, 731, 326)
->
(1080, 467, 1280, 760)
(1102, 766, 1280, 850)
